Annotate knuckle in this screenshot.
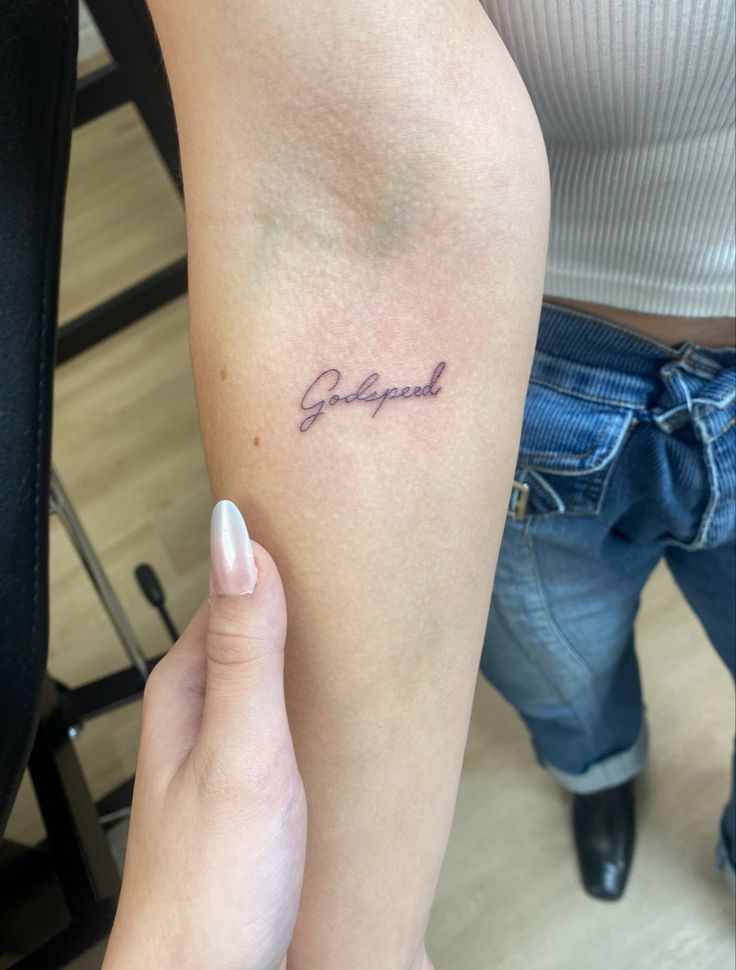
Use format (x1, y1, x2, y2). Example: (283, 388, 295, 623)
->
(206, 615, 276, 669)
(212, 595, 283, 637)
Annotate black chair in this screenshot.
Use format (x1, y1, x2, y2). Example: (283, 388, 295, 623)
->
(0, 1, 184, 964)
(60, 0, 186, 364)
(0, 0, 79, 852)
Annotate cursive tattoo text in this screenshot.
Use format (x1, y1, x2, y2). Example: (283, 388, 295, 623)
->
(299, 361, 445, 432)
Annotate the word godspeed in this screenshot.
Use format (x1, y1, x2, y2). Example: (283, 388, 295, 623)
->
(298, 362, 446, 433)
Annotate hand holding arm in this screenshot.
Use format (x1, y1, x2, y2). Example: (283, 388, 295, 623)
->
(103, 501, 306, 970)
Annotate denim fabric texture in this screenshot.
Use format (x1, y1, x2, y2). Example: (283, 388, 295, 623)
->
(480, 300, 736, 886)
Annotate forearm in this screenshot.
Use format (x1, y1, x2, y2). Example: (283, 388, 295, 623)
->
(148, 2, 549, 967)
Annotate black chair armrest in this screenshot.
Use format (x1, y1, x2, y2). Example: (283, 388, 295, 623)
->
(0, 0, 78, 834)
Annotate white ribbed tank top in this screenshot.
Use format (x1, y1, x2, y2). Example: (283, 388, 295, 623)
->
(480, 1, 736, 317)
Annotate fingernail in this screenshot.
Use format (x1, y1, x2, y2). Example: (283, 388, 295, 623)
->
(210, 500, 258, 595)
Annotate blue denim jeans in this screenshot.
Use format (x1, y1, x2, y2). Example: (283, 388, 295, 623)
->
(480, 301, 736, 891)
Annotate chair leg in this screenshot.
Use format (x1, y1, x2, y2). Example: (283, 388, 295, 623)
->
(0, 676, 121, 963)
(28, 677, 120, 918)
(84, 0, 181, 188)
(49, 468, 149, 680)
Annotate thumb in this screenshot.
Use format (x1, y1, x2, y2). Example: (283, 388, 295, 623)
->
(197, 500, 288, 762)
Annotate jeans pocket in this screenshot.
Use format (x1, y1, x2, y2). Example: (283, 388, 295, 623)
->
(510, 381, 635, 518)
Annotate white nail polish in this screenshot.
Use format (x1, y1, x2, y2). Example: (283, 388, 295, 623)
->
(210, 500, 258, 595)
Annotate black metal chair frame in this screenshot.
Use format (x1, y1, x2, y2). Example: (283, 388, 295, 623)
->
(0, 1, 185, 965)
(59, 0, 187, 364)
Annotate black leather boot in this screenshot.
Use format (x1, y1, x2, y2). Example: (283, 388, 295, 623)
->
(572, 779, 636, 901)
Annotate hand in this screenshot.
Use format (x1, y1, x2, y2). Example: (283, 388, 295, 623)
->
(103, 500, 307, 970)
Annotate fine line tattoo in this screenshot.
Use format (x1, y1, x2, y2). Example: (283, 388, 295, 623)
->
(299, 361, 446, 433)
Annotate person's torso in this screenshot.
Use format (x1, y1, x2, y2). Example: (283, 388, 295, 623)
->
(480, 0, 736, 343)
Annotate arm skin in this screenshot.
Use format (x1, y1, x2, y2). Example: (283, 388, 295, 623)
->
(146, 2, 550, 967)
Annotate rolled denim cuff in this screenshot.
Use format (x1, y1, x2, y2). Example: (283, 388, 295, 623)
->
(543, 720, 649, 794)
(717, 836, 736, 897)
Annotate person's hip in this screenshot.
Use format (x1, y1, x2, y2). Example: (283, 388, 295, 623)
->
(505, 301, 736, 549)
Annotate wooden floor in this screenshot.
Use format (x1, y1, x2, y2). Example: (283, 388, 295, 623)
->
(5, 91, 735, 970)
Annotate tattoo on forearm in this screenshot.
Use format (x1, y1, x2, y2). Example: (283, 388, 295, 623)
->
(299, 361, 445, 433)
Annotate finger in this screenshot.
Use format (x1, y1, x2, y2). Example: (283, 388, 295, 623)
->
(160, 599, 210, 669)
(196, 500, 289, 764)
(138, 600, 210, 774)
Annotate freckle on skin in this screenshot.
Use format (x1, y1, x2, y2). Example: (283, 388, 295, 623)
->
(253, 436, 260, 447)
(219, 366, 228, 381)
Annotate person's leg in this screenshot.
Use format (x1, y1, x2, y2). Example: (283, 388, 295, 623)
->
(479, 304, 702, 899)
(480, 311, 665, 795)
(482, 516, 659, 791)
(479, 368, 662, 900)
(665, 541, 736, 892)
(146, 2, 550, 967)
(484, 316, 736, 902)
(482, 471, 660, 901)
